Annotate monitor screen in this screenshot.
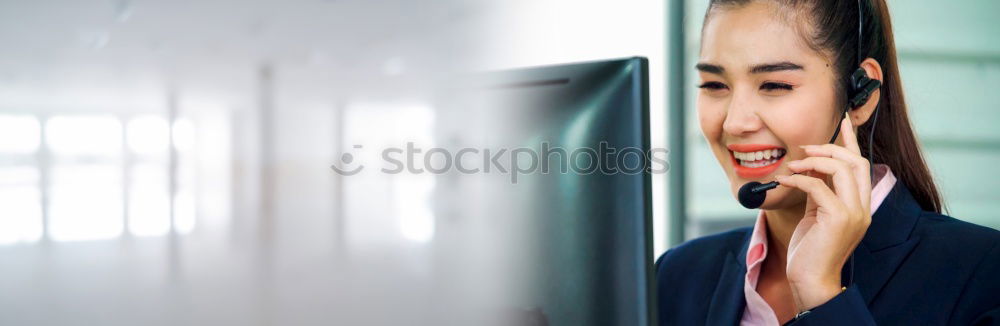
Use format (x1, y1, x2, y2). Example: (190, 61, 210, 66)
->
(431, 57, 654, 325)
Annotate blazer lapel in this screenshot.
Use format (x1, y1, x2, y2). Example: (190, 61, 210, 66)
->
(706, 231, 751, 325)
(851, 182, 923, 305)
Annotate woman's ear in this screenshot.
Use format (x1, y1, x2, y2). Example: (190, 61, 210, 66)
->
(851, 58, 884, 127)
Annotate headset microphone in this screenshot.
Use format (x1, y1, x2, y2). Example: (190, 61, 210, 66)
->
(737, 181, 776, 209)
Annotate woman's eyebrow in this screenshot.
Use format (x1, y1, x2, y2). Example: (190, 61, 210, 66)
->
(749, 61, 804, 74)
(695, 62, 724, 74)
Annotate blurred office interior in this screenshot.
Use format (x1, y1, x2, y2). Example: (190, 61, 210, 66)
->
(0, 0, 996, 324)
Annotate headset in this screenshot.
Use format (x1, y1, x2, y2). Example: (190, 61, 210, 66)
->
(735, 0, 882, 291)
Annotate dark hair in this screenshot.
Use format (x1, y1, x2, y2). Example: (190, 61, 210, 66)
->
(704, 0, 944, 213)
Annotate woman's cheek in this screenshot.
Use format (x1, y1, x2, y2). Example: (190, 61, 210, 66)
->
(696, 99, 726, 144)
(697, 100, 734, 179)
(766, 106, 832, 149)
(764, 85, 841, 147)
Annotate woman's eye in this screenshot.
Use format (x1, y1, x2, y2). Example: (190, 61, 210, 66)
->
(760, 82, 793, 92)
(698, 82, 728, 90)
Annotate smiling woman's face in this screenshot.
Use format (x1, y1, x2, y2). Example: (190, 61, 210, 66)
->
(698, 1, 841, 209)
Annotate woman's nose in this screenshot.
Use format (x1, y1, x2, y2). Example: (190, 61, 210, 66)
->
(722, 93, 764, 136)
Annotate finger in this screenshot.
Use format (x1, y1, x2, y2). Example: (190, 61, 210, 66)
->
(787, 156, 862, 212)
(776, 174, 847, 217)
(801, 144, 872, 209)
(839, 112, 862, 155)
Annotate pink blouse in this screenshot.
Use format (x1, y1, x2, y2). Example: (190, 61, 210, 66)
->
(739, 164, 897, 325)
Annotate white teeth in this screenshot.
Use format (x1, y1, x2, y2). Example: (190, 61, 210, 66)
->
(740, 158, 778, 168)
(733, 148, 786, 166)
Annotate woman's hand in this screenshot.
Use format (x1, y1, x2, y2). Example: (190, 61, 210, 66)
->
(775, 113, 873, 312)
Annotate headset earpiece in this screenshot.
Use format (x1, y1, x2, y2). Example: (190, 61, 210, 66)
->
(848, 67, 881, 109)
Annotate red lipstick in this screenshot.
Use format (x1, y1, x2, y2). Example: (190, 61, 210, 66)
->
(727, 144, 786, 179)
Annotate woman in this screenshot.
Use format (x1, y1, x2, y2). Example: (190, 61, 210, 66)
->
(655, 0, 999, 325)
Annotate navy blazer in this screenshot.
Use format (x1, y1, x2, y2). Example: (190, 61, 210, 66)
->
(655, 182, 1000, 325)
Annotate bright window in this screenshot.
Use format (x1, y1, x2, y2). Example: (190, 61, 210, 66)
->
(0, 113, 207, 244)
(0, 115, 43, 244)
(0, 115, 40, 153)
(46, 116, 122, 156)
(48, 165, 124, 241)
(46, 116, 124, 242)
(343, 102, 436, 246)
(128, 162, 170, 236)
(0, 166, 43, 244)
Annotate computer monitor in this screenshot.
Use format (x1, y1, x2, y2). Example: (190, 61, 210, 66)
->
(432, 57, 654, 325)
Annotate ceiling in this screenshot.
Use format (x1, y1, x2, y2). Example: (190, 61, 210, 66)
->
(0, 0, 497, 112)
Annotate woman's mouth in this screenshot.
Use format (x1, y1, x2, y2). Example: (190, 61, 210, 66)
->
(727, 144, 787, 179)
